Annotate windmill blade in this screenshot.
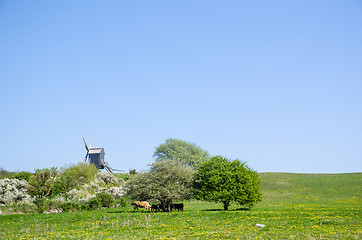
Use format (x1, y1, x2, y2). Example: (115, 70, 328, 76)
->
(83, 152, 88, 162)
(82, 136, 89, 152)
(89, 138, 95, 149)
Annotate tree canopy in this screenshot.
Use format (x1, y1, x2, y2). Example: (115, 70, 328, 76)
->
(126, 160, 195, 211)
(193, 156, 262, 210)
(153, 138, 210, 168)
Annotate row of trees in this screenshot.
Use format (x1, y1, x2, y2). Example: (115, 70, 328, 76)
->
(127, 138, 262, 211)
(0, 163, 126, 213)
(1, 138, 262, 213)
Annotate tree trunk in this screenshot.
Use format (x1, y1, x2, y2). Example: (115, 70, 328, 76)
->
(223, 201, 229, 211)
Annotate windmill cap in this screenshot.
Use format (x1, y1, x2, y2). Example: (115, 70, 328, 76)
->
(88, 148, 105, 154)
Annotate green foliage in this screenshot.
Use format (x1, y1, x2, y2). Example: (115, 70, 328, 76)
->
(114, 197, 127, 207)
(87, 197, 101, 209)
(26, 168, 57, 210)
(52, 162, 99, 196)
(126, 160, 195, 210)
(114, 172, 131, 181)
(153, 138, 210, 168)
(96, 192, 115, 208)
(0, 167, 16, 179)
(14, 171, 32, 181)
(61, 202, 81, 212)
(193, 156, 262, 210)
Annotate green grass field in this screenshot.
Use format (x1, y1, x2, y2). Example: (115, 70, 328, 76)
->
(0, 173, 361, 239)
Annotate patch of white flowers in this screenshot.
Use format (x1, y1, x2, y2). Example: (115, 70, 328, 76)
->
(0, 178, 33, 206)
(66, 173, 125, 203)
(94, 172, 122, 186)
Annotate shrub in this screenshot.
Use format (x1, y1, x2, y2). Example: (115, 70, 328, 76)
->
(86, 192, 115, 209)
(114, 197, 127, 207)
(67, 188, 94, 204)
(43, 196, 65, 211)
(0, 167, 16, 179)
(96, 192, 115, 208)
(107, 186, 125, 199)
(0, 178, 32, 206)
(27, 168, 56, 211)
(95, 172, 121, 187)
(52, 162, 99, 196)
(87, 197, 101, 210)
(14, 171, 32, 182)
(61, 202, 81, 212)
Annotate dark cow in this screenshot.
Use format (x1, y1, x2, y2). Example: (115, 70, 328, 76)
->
(151, 204, 161, 212)
(170, 203, 184, 211)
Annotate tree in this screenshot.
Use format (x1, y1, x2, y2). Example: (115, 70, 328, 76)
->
(126, 160, 195, 211)
(26, 168, 57, 211)
(153, 138, 210, 169)
(52, 162, 99, 196)
(193, 156, 262, 210)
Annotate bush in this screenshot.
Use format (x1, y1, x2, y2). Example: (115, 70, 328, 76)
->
(0, 178, 32, 206)
(43, 196, 65, 211)
(14, 171, 32, 182)
(87, 197, 101, 209)
(27, 168, 56, 211)
(0, 167, 16, 179)
(96, 192, 115, 208)
(114, 197, 127, 207)
(95, 172, 121, 187)
(52, 162, 99, 196)
(61, 202, 81, 212)
(86, 192, 115, 209)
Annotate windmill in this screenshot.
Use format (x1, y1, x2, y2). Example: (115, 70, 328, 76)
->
(82, 137, 121, 173)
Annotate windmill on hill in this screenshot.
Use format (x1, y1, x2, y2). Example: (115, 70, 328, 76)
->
(82, 137, 121, 173)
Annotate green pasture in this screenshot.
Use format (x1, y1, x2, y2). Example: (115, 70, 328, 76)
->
(0, 172, 361, 239)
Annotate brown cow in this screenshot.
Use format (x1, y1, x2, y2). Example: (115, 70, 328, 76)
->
(134, 201, 151, 211)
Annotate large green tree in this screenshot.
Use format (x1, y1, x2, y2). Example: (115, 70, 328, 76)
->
(153, 138, 210, 168)
(193, 156, 262, 210)
(126, 160, 195, 211)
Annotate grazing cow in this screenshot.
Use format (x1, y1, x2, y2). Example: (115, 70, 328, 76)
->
(151, 204, 161, 212)
(170, 203, 184, 211)
(134, 201, 152, 211)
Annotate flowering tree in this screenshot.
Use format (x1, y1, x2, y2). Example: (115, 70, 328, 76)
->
(153, 138, 210, 169)
(126, 160, 195, 211)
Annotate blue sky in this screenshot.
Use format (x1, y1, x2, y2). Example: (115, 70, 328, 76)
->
(1, 0, 361, 173)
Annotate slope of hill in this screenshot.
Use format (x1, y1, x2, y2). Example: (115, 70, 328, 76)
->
(258, 172, 361, 208)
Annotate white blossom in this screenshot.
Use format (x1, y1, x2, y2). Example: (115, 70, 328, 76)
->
(0, 179, 33, 206)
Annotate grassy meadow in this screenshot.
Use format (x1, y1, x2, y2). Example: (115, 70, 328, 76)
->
(0, 172, 361, 239)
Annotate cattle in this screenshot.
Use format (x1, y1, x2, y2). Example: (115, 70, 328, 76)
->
(170, 203, 184, 211)
(134, 201, 152, 211)
(151, 204, 161, 212)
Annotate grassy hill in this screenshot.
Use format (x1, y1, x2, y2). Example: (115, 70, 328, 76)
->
(258, 172, 361, 208)
(0, 172, 361, 239)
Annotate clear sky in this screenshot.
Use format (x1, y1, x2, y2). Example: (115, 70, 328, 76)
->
(1, 1, 361, 173)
